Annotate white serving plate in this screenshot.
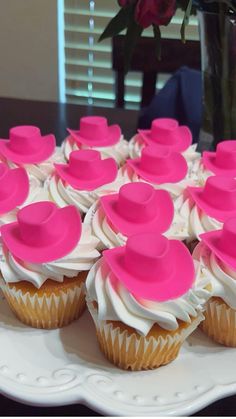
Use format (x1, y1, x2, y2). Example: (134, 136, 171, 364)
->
(0, 292, 236, 417)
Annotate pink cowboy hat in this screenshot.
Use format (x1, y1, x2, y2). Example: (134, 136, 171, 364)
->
(0, 126, 55, 164)
(0, 163, 29, 214)
(54, 149, 118, 191)
(100, 182, 174, 236)
(202, 140, 236, 176)
(103, 232, 194, 301)
(67, 116, 121, 147)
(127, 145, 188, 184)
(138, 118, 192, 152)
(200, 218, 236, 271)
(1, 201, 82, 263)
(187, 176, 236, 222)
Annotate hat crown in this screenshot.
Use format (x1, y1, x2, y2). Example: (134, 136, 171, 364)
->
(79, 116, 108, 141)
(124, 233, 173, 281)
(218, 218, 236, 258)
(215, 141, 236, 169)
(68, 149, 103, 180)
(17, 202, 61, 247)
(116, 183, 157, 223)
(9, 126, 42, 153)
(151, 118, 179, 145)
(201, 176, 236, 211)
(140, 145, 172, 175)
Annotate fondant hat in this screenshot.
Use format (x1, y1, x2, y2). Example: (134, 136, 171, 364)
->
(0, 126, 55, 164)
(0, 163, 29, 214)
(67, 116, 121, 147)
(202, 140, 236, 176)
(1, 201, 82, 263)
(200, 218, 236, 271)
(127, 145, 188, 184)
(100, 182, 174, 236)
(138, 118, 192, 152)
(103, 232, 194, 301)
(187, 176, 236, 222)
(54, 149, 118, 191)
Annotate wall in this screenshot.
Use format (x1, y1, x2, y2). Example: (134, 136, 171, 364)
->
(0, 0, 59, 101)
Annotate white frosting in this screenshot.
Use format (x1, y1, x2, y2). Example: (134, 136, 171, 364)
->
(7, 147, 65, 183)
(193, 160, 213, 186)
(164, 194, 190, 241)
(187, 199, 223, 241)
(46, 170, 131, 215)
(62, 135, 130, 166)
(193, 243, 236, 309)
(86, 258, 211, 336)
(0, 224, 100, 289)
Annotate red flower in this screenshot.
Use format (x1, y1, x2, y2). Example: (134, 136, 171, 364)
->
(135, 0, 176, 28)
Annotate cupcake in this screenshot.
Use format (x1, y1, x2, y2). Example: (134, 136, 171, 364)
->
(121, 144, 194, 200)
(0, 163, 47, 225)
(193, 218, 236, 346)
(183, 176, 236, 252)
(84, 182, 174, 249)
(86, 232, 211, 370)
(129, 118, 200, 179)
(0, 125, 65, 184)
(62, 116, 129, 166)
(46, 149, 130, 217)
(197, 140, 236, 185)
(0, 201, 100, 329)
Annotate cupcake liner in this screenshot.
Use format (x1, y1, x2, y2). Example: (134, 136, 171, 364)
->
(201, 297, 236, 347)
(0, 277, 86, 329)
(86, 298, 204, 371)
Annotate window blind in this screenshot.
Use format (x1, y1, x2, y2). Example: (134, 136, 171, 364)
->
(63, 0, 199, 109)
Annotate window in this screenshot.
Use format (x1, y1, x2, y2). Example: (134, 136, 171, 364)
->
(62, 0, 199, 109)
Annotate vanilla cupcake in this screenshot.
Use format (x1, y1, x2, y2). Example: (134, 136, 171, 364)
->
(46, 149, 130, 217)
(129, 118, 200, 179)
(86, 232, 211, 370)
(62, 116, 129, 166)
(84, 182, 173, 249)
(193, 219, 236, 346)
(197, 140, 236, 186)
(121, 144, 195, 200)
(0, 201, 100, 329)
(182, 176, 236, 252)
(0, 125, 65, 184)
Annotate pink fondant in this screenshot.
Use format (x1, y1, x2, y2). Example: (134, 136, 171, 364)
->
(67, 116, 121, 147)
(103, 232, 195, 301)
(0, 126, 55, 164)
(200, 218, 236, 271)
(100, 182, 174, 236)
(54, 149, 118, 191)
(127, 145, 188, 184)
(188, 176, 236, 222)
(0, 163, 29, 214)
(203, 140, 236, 176)
(1, 201, 82, 263)
(138, 118, 192, 152)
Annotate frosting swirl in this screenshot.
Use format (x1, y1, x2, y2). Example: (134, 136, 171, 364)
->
(62, 135, 129, 166)
(193, 242, 236, 309)
(0, 224, 100, 289)
(86, 258, 211, 335)
(187, 199, 223, 241)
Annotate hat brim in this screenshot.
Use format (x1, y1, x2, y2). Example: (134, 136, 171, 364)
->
(100, 189, 174, 236)
(67, 124, 121, 147)
(54, 158, 118, 191)
(127, 153, 188, 184)
(202, 151, 236, 176)
(200, 229, 236, 271)
(0, 168, 29, 214)
(138, 126, 192, 152)
(0, 135, 55, 164)
(103, 240, 194, 301)
(187, 186, 236, 223)
(1, 206, 81, 263)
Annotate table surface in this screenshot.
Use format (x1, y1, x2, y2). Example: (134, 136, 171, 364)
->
(0, 97, 235, 417)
